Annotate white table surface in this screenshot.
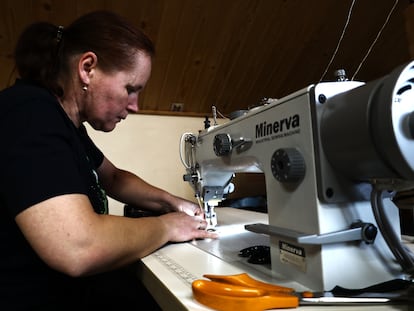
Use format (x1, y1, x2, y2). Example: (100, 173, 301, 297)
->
(137, 207, 413, 311)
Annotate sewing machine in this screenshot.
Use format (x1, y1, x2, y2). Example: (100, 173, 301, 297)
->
(181, 61, 414, 291)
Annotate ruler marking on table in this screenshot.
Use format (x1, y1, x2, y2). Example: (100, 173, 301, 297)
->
(153, 251, 198, 285)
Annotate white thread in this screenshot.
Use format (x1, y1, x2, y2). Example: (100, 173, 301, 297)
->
(319, 0, 357, 83)
(351, 0, 399, 80)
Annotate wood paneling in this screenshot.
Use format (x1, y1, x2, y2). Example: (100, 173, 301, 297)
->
(405, 3, 414, 58)
(0, 0, 411, 116)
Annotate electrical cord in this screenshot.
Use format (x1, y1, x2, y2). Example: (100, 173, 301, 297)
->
(179, 133, 196, 169)
(371, 185, 414, 275)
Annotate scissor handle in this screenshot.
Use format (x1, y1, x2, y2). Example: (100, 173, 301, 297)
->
(203, 273, 294, 293)
(192, 279, 299, 311)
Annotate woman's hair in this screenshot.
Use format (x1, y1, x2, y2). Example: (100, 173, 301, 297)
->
(14, 10, 155, 97)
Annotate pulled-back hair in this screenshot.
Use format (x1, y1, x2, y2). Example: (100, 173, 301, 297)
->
(14, 10, 155, 97)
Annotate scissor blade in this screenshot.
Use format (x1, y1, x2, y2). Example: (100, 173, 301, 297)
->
(300, 296, 391, 305)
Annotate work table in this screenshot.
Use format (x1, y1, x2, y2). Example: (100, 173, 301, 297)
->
(137, 207, 412, 311)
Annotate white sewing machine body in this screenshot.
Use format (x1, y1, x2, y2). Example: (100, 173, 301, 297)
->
(181, 62, 414, 291)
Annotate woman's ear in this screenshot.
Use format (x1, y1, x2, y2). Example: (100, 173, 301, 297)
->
(78, 51, 98, 86)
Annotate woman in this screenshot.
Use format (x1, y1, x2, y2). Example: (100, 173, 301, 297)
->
(0, 10, 217, 310)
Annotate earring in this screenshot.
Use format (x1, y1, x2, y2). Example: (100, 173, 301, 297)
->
(82, 85, 88, 91)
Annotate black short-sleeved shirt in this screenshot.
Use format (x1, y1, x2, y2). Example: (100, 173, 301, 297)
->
(0, 80, 108, 309)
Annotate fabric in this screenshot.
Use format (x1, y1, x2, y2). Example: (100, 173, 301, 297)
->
(0, 80, 134, 310)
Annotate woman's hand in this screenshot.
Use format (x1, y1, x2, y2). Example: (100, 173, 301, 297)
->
(159, 212, 218, 242)
(176, 198, 204, 218)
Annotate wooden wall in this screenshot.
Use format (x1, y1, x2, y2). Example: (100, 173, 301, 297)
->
(0, 0, 412, 116)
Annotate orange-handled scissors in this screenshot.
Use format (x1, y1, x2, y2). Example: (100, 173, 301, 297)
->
(192, 273, 392, 310)
(192, 273, 311, 310)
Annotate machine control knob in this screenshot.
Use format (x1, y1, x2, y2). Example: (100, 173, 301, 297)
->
(271, 148, 306, 182)
(213, 133, 232, 156)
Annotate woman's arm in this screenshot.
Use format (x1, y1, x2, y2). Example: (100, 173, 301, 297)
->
(15, 192, 217, 278)
(97, 156, 201, 216)
(14, 156, 218, 278)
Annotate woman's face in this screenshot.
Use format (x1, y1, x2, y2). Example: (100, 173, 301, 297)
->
(84, 51, 152, 132)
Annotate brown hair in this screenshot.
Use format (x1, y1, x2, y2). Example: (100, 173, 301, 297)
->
(14, 10, 155, 97)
